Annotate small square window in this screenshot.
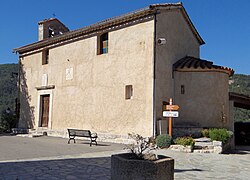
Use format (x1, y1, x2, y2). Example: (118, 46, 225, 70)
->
(97, 32, 108, 55)
(125, 85, 133, 100)
(42, 49, 49, 65)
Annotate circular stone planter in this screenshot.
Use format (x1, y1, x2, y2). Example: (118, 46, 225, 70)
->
(111, 153, 174, 180)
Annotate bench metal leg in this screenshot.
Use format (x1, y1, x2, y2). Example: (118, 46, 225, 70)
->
(68, 137, 76, 144)
(90, 138, 97, 146)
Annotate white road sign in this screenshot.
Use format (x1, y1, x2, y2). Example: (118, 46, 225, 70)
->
(163, 111, 179, 117)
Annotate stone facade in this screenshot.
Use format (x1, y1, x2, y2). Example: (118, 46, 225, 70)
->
(174, 71, 231, 129)
(18, 19, 155, 139)
(14, 3, 233, 142)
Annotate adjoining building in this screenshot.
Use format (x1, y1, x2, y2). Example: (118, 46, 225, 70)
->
(13, 3, 234, 143)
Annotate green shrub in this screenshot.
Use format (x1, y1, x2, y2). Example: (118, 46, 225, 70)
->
(174, 136, 195, 148)
(209, 128, 232, 144)
(201, 129, 210, 138)
(156, 134, 171, 148)
(0, 125, 5, 133)
(0, 111, 17, 132)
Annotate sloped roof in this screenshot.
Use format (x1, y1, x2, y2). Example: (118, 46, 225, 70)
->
(13, 2, 204, 54)
(38, 18, 70, 31)
(229, 92, 250, 110)
(173, 56, 234, 76)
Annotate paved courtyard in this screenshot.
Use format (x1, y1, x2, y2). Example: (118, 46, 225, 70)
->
(0, 135, 250, 180)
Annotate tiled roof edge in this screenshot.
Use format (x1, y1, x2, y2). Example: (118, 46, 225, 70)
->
(174, 56, 234, 76)
(13, 2, 204, 53)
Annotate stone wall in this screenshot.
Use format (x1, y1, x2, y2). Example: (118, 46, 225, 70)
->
(19, 19, 155, 139)
(154, 9, 200, 134)
(174, 71, 231, 129)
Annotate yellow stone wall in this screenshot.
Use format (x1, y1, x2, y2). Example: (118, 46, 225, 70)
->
(19, 20, 155, 140)
(174, 71, 231, 129)
(154, 9, 200, 133)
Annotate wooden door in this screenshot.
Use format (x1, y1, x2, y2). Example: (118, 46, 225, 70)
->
(41, 95, 50, 127)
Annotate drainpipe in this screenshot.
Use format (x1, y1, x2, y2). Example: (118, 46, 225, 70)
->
(152, 12, 157, 138)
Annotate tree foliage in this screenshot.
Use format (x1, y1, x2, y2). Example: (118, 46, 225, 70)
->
(0, 64, 18, 129)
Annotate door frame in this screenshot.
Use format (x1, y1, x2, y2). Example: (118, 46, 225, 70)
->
(36, 89, 53, 129)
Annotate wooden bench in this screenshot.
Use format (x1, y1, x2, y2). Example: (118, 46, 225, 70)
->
(67, 129, 98, 146)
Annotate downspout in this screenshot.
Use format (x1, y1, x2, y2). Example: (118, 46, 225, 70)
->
(152, 11, 157, 138)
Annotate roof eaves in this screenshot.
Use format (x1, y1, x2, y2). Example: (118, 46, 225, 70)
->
(174, 56, 234, 76)
(150, 2, 205, 45)
(13, 6, 155, 54)
(13, 2, 205, 54)
(179, 6, 205, 45)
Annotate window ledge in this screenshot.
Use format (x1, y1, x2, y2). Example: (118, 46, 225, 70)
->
(36, 85, 55, 90)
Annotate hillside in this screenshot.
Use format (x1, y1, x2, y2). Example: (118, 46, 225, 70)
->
(229, 74, 250, 95)
(229, 74, 250, 122)
(0, 64, 18, 120)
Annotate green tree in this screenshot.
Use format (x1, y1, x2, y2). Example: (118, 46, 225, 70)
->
(0, 64, 18, 128)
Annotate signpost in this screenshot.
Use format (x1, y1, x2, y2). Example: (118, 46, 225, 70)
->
(163, 111, 179, 117)
(165, 105, 179, 111)
(162, 98, 179, 137)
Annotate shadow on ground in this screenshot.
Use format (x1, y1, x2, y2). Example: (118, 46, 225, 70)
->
(175, 168, 203, 173)
(0, 157, 111, 180)
(224, 146, 250, 155)
(0, 133, 13, 137)
(77, 141, 111, 147)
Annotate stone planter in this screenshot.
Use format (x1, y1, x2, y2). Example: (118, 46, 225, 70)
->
(111, 153, 174, 180)
(169, 145, 193, 153)
(213, 137, 234, 154)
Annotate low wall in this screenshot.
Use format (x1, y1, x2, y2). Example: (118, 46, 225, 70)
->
(173, 127, 203, 138)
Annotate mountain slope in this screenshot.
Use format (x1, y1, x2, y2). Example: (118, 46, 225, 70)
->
(0, 64, 18, 120)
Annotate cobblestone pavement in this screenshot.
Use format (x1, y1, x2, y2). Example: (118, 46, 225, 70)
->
(157, 148, 250, 180)
(0, 135, 250, 179)
(0, 156, 112, 180)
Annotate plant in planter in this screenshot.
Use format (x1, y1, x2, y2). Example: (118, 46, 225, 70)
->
(208, 128, 233, 144)
(111, 133, 174, 180)
(174, 136, 195, 147)
(200, 128, 234, 153)
(170, 136, 195, 153)
(209, 128, 234, 153)
(201, 128, 233, 143)
(201, 129, 210, 138)
(156, 134, 172, 148)
(125, 133, 156, 160)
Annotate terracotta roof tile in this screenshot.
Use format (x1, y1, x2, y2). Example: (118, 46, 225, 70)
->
(173, 56, 234, 76)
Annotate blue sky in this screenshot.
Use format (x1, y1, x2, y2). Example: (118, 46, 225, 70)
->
(0, 0, 249, 74)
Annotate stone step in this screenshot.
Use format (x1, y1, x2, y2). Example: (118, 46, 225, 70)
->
(194, 137, 211, 142)
(195, 141, 213, 147)
(193, 149, 214, 153)
(194, 145, 214, 150)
